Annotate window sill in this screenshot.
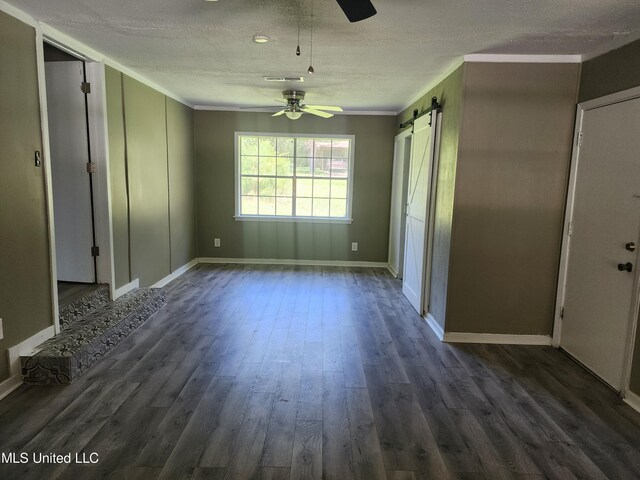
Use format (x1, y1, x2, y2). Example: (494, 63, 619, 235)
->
(234, 215, 353, 224)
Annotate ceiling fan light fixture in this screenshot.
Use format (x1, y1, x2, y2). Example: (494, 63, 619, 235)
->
(285, 110, 303, 120)
(252, 35, 270, 44)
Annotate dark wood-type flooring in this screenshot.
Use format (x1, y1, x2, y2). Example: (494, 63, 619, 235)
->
(2, 264, 640, 479)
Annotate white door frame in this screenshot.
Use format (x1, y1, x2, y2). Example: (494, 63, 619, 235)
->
(388, 128, 413, 278)
(36, 32, 115, 334)
(553, 84, 640, 397)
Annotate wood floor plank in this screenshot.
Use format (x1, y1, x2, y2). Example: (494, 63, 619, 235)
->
(290, 420, 322, 480)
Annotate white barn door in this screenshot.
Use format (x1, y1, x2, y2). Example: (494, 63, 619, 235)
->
(402, 113, 439, 314)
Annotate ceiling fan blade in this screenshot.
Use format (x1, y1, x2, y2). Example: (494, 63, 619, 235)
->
(303, 108, 334, 119)
(304, 105, 343, 112)
(335, 0, 377, 22)
(272, 110, 287, 117)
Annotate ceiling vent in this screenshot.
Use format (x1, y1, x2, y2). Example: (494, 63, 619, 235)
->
(263, 76, 305, 82)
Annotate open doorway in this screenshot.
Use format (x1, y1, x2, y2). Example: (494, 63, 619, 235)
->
(44, 43, 100, 305)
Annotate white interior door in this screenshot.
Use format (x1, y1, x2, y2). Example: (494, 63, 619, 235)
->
(560, 96, 640, 391)
(388, 131, 412, 278)
(402, 114, 438, 314)
(46, 61, 95, 283)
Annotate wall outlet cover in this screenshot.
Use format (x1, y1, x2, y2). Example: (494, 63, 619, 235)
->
(351, 242, 358, 251)
(214, 238, 221, 247)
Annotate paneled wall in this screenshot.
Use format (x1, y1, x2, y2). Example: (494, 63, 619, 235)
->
(105, 69, 197, 288)
(0, 12, 53, 382)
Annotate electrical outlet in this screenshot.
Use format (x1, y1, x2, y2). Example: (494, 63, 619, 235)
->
(0, 318, 3, 340)
(351, 242, 358, 252)
(214, 238, 221, 247)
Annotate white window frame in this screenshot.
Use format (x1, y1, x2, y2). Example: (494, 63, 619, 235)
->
(234, 132, 355, 223)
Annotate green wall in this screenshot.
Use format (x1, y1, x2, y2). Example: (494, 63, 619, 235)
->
(0, 12, 54, 382)
(579, 39, 640, 396)
(579, 38, 640, 103)
(194, 111, 396, 262)
(397, 62, 579, 336)
(105, 70, 197, 288)
(396, 65, 465, 329)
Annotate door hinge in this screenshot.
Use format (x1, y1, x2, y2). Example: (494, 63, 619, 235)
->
(81, 81, 91, 94)
(86, 162, 96, 173)
(91, 246, 100, 257)
(577, 131, 583, 147)
(560, 307, 564, 319)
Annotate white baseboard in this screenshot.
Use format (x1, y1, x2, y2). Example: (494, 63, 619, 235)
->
(387, 264, 399, 278)
(442, 332, 552, 345)
(0, 374, 22, 401)
(152, 258, 198, 288)
(424, 313, 444, 341)
(1, 324, 56, 401)
(624, 389, 640, 414)
(113, 278, 139, 299)
(198, 257, 388, 268)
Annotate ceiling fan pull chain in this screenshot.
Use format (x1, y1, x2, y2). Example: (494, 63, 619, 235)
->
(308, 0, 314, 74)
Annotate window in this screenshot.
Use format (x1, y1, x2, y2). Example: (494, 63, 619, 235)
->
(235, 133, 355, 222)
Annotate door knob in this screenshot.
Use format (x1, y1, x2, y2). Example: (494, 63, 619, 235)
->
(626, 242, 636, 252)
(618, 262, 633, 272)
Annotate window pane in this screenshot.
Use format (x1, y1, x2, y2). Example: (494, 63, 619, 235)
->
(276, 157, 294, 177)
(242, 196, 258, 215)
(259, 137, 276, 156)
(330, 158, 348, 178)
(277, 137, 294, 156)
(314, 139, 332, 157)
(296, 157, 312, 176)
(330, 199, 347, 218)
(259, 177, 276, 196)
(240, 136, 258, 155)
(276, 197, 292, 216)
(296, 198, 312, 216)
(296, 138, 314, 157)
(296, 178, 313, 197)
(313, 158, 331, 177)
(332, 140, 350, 158)
(242, 176, 258, 196)
(259, 156, 277, 176)
(258, 197, 276, 215)
(313, 198, 330, 217)
(276, 178, 293, 196)
(330, 179, 347, 199)
(313, 179, 330, 198)
(241, 156, 259, 175)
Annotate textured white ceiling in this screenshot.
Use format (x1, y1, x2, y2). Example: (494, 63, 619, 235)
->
(10, 0, 640, 111)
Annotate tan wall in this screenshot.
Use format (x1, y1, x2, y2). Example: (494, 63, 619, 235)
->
(579, 39, 640, 395)
(396, 65, 466, 329)
(194, 111, 396, 262)
(0, 12, 53, 381)
(105, 72, 197, 288)
(446, 62, 580, 335)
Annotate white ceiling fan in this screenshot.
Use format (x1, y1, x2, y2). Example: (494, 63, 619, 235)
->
(272, 90, 343, 120)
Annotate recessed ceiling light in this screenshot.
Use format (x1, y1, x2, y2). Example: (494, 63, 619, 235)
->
(253, 35, 270, 44)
